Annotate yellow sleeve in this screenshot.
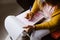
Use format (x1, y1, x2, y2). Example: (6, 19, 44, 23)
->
(31, 0, 39, 13)
(35, 14, 60, 30)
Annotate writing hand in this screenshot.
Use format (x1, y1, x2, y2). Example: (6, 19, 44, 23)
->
(25, 12, 34, 20)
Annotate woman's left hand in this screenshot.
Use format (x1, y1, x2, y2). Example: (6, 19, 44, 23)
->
(23, 25, 35, 34)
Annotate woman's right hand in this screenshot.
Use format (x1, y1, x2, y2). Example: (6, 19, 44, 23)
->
(25, 12, 34, 20)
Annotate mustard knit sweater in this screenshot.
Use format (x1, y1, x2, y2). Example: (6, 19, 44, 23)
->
(31, 0, 60, 32)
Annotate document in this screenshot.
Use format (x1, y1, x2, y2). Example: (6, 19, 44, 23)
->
(16, 10, 44, 26)
(16, 10, 45, 39)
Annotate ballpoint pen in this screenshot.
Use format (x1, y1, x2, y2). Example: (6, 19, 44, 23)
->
(29, 6, 32, 11)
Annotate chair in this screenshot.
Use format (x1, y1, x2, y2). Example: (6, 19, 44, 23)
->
(4, 10, 30, 40)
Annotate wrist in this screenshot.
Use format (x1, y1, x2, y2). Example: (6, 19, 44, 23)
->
(30, 12, 34, 15)
(33, 25, 36, 30)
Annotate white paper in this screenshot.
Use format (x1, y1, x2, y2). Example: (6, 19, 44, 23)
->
(16, 10, 44, 26)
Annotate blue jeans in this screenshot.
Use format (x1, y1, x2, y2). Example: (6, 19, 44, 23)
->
(30, 30, 50, 40)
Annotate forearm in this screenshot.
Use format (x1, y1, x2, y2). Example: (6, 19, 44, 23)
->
(35, 15, 59, 30)
(31, 0, 39, 14)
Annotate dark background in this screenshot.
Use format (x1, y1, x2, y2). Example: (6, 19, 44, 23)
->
(0, 0, 24, 40)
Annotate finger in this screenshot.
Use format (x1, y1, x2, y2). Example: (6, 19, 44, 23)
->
(23, 25, 32, 28)
(23, 27, 28, 28)
(25, 13, 29, 19)
(23, 26, 29, 28)
(24, 28, 30, 32)
(28, 15, 32, 20)
(25, 15, 29, 19)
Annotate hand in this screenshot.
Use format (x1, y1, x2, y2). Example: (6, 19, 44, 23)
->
(25, 12, 34, 20)
(23, 25, 35, 35)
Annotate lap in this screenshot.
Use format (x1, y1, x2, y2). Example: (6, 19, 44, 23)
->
(30, 30, 50, 40)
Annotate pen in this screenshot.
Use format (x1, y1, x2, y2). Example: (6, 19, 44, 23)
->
(29, 6, 32, 11)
